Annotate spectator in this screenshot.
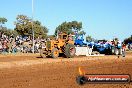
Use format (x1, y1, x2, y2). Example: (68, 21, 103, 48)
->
(0, 42, 2, 53)
(3, 41, 8, 54)
(122, 43, 126, 57)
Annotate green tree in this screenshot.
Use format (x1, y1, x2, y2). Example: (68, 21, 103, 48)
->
(86, 35, 93, 42)
(124, 35, 132, 44)
(0, 17, 7, 25)
(69, 21, 82, 32)
(12, 30, 19, 37)
(0, 17, 8, 36)
(0, 28, 17, 37)
(14, 15, 48, 38)
(6, 29, 19, 37)
(33, 21, 48, 38)
(55, 21, 82, 36)
(78, 30, 86, 35)
(55, 22, 72, 36)
(0, 17, 7, 30)
(0, 17, 18, 38)
(14, 15, 32, 36)
(2, 29, 11, 36)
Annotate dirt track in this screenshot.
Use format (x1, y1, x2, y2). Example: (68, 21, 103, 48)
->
(0, 52, 132, 88)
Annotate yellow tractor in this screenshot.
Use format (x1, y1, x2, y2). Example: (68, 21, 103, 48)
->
(40, 33, 76, 58)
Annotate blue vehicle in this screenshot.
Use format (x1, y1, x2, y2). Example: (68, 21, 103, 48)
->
(92, 40, 122, 55)
(74, 34, 87, 46)
(92, 42, 112, 54)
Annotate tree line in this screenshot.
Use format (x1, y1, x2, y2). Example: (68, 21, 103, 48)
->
(0, 15, 131, 43)
(124, 35, 132, 44)
(0, 15, 90, 40)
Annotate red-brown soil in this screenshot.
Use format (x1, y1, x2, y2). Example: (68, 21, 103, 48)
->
(0, 52, 132, 88)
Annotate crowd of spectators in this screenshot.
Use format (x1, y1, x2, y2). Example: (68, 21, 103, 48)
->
(0, 32, 131, 55)
(0, 33, 45, 54)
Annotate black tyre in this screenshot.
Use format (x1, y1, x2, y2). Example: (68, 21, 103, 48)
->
(64, 44, 76, 58)
(51, 48, 59, 58)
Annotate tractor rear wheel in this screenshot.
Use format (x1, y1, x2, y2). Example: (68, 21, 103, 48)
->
(64, 44, 76, 58)
(51, 48, 59, 58)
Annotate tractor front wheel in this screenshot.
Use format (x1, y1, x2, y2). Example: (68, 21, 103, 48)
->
(51, 48, 59, 58)
(40, 49, 46, 58)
